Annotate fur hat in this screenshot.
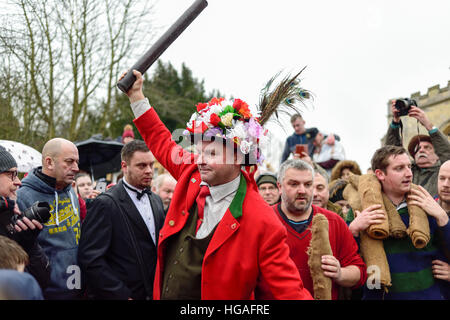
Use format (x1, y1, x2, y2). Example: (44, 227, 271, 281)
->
(330, 160, 362, 182)
(328, 178, 348, 203)
(0, 146, 17, 173)
(407, 134, 432, 158)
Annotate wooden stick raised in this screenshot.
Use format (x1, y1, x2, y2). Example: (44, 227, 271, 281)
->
(117, 0, 208, 93)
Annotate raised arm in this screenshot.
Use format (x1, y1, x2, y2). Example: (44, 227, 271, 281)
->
(385, 100, 403, 147)
(119, 70, 195, 180)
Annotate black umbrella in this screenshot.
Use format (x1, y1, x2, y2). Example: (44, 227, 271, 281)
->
(75, 137, 124, 180)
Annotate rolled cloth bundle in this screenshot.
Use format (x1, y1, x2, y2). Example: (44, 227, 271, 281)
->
(382, 193, 407, 239)
(358, 173, 389, 240)
(347, 172, 360, 190)
(307, 214, 333, 300)
(406, 184, 430, 249)
(343, 174, 361, 212)
(359, 230, 392, 289)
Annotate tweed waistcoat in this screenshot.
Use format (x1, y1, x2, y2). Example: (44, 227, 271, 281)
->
(160, 205, 216, 300)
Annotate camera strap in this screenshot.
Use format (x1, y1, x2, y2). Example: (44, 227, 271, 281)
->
(398, 119, 404, 143)
(413, 120, 421, 154)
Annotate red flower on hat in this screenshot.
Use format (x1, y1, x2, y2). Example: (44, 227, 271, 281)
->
(232, 99, 246, 112)
(196, 102, 208, 113)
(210, 113, 221, 127)
(240, 107, 252, 119)
(186, 120, 208, 134)
(233, 99, 252, 119)
(208, 97, 225, 107)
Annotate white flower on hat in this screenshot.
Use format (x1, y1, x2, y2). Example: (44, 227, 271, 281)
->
(227, 121, 247, 141)
(210, 103, 226, 115)
(184, 97, 274, 163)
(220, 113, 233, 127)
(240, 140, 252, 154)
(187, 112, 198, 128)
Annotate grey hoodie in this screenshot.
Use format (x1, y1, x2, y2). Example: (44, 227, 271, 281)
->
(17, 167, 82, 300)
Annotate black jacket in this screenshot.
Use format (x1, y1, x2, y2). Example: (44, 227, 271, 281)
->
(78, 180, 165, 300)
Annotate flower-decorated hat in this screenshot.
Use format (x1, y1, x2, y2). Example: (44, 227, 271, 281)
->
(184, 97, 268, 164)
(183, 67, 311, 166)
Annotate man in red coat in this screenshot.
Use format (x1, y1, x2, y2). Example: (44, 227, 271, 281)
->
(270, 159, 367, 300)
(119, 70, 312, 300)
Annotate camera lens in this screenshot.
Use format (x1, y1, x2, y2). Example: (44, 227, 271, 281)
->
(11, 201, 51, 226)
(394, 99, 411, 116)
(394, 100, 406, 110)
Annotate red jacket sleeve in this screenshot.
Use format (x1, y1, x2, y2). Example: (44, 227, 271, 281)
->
(133, 107, 195, 180)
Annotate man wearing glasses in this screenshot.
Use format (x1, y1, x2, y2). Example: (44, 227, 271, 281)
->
(256, 173, 280, 205)
(0, 146, 50, 291)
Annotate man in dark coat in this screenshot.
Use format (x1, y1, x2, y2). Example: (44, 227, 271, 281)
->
(78, 140, 166, 300)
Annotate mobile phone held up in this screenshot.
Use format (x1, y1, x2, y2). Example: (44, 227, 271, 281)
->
(95, 181, 107, 193)
(295, 144, 308, 156)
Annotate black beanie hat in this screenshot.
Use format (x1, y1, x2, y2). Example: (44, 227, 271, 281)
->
(0, 146, 17, 172)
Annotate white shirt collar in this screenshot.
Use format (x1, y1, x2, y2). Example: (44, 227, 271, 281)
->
(397, 200, 408, 210)
(200, 174, 241, 203)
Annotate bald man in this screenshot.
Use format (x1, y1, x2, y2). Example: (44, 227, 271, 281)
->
(432, 160, 450, 289)
(438, 160, 450, 214)
(152, 173, 176, 212)
(17, 138, 82, 300)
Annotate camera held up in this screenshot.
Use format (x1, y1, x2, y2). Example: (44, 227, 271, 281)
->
(394, 98, 417, 116)
(0, 198, 51, 234)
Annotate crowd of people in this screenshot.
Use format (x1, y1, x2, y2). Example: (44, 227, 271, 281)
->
(0, 69, 449, 300)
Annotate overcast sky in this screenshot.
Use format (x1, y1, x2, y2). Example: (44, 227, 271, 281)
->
(149, 0, 450, 171)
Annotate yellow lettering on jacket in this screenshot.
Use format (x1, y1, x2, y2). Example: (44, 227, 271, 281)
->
(44, 196, 81, 243)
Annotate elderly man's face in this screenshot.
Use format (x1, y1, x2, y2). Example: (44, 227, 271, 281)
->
(415, 141, 439, 168)
(0, 167, 21, 200)
(312, 173, 329, 208)
(158, 178, 176, 210)
(258, 182, 279, 205)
